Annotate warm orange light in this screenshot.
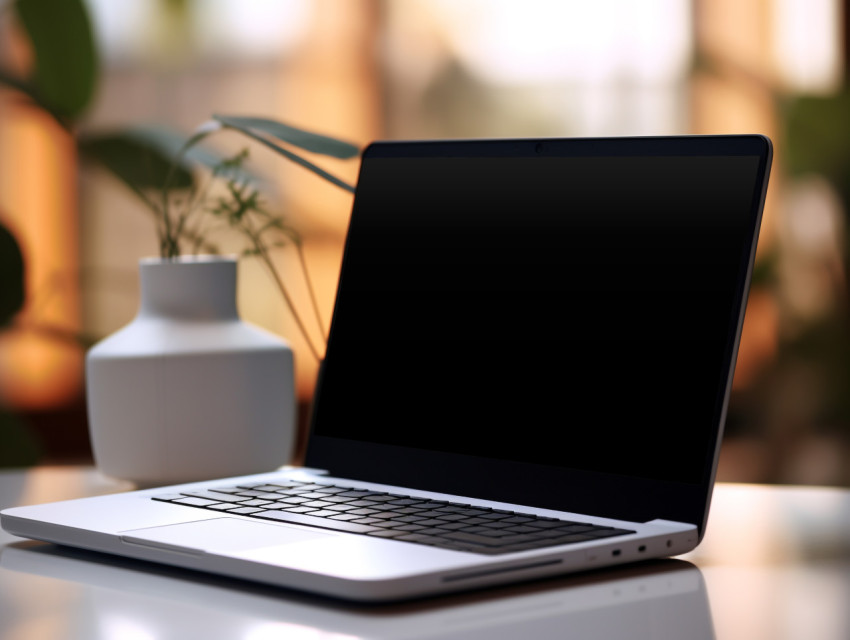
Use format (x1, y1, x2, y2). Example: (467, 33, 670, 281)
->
(732, 289, 779, 390)
(0, 100, 83, 408)
(240, 1, 379, 399)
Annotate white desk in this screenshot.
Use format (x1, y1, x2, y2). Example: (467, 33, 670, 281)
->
(1, 467, 849, 639)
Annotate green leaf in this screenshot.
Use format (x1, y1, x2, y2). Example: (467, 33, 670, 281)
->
(0, 68, 69, 128)
(82, 126, 266, 194)
(785, 90, 850, 182)
(13, 0, 98, 120)
(126, 125, 226, 175)
(215, 120, 356, 193)
(79, 129, 197, 192)
(0, 409, 41, 468)
(0, 222, 25, 327)
(212, 115, 360, 159)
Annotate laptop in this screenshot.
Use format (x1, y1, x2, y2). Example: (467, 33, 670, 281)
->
(1, 134, 772, 602)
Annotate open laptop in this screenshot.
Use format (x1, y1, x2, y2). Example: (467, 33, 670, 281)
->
(1, 135, 772, 602)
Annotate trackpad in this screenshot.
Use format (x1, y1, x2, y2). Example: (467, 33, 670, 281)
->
(121, 518, 334, 554)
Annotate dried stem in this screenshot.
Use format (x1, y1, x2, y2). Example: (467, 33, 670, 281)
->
(245, 222, 324, 362)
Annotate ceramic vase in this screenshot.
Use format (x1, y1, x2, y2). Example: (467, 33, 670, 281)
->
(86, 255, 295, 486)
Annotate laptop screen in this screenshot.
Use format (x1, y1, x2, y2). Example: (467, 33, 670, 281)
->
(307, 136, 771, 529)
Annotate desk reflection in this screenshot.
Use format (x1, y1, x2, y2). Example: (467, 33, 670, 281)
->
(1, 542, 713, 640)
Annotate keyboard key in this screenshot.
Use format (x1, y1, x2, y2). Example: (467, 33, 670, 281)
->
(393, 524, 426, 532)
(303, 510, 340, 518)
(239, 499, 273, 507)
(207, 486, 244, 495)
(554, 525, 597, 534)
(298, 484, 334, 491)
(319, 495, 357, 503)
(478, 519, 522, 529)
(434, 522, 468, 530)
(437, 543, 505, 555)
(410, 518, 451, 527)
(504, 525, 540, 534)
(394, 534, 447, 545)
(459, 526, 505, 535)
(254, 510, 380, 533)
(297, 492, 332, 500)
(391, 515, 426, 523)
(228, 507, 266, 515)
(252, 484, 299, 492)
(458, 517, 489, 526)
(441, 532, 506, 547)
(318, 504, 353, 513)
(152, 494, 187, 502)
(526, 519, 575, 529)
(313, 486, 347, 494)
(173, 497, 220, 507)
(340, 490, 386, 497)
(438, 507, 492, 517)
(478, 512, 511, 520)
(366, 529, 406, 538)
(416, 527, 452, 536)
(520, 528, 563, 539)
(182, 491, 248, 503)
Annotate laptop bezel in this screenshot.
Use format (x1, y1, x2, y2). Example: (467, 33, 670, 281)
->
(305, 135, 772, 538)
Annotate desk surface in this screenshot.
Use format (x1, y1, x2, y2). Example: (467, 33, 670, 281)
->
(1, 467, 849, 640)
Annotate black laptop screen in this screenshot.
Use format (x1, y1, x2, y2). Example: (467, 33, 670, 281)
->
(308, 136, 770, 523)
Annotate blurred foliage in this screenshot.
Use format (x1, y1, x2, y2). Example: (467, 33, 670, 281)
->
(0, 0, 360, 467)
(156, 114, 358, 259)
(784, 85, 850, 303)
(0, 410, 40, 468)
(0, 220, 24, 327)
(79, 131, 196, 194)
(784, 89, 850, 201)
(12, 0, 97, 122)
(0, 0, 99, 467)
(729, 84, 850, 475)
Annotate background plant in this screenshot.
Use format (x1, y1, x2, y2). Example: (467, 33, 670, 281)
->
(152, 123, 360, 361)
(0, 0, 359, 465)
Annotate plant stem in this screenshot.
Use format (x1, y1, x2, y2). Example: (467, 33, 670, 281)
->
(219, 124, 356, 193)
(294, 241, 328, 340)
(243, 221, 323, 362)
(159, 126, 218, 258)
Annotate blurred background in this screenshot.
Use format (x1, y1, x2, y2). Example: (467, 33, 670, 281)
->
(0, 0, 849, 485)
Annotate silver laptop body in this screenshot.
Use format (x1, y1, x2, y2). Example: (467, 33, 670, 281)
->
(1, 135, 772, 601)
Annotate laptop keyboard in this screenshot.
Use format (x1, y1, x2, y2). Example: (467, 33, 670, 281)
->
(152, 479, 635, 555)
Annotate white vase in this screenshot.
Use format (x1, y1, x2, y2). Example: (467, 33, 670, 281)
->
(86, 255, 296, 486)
